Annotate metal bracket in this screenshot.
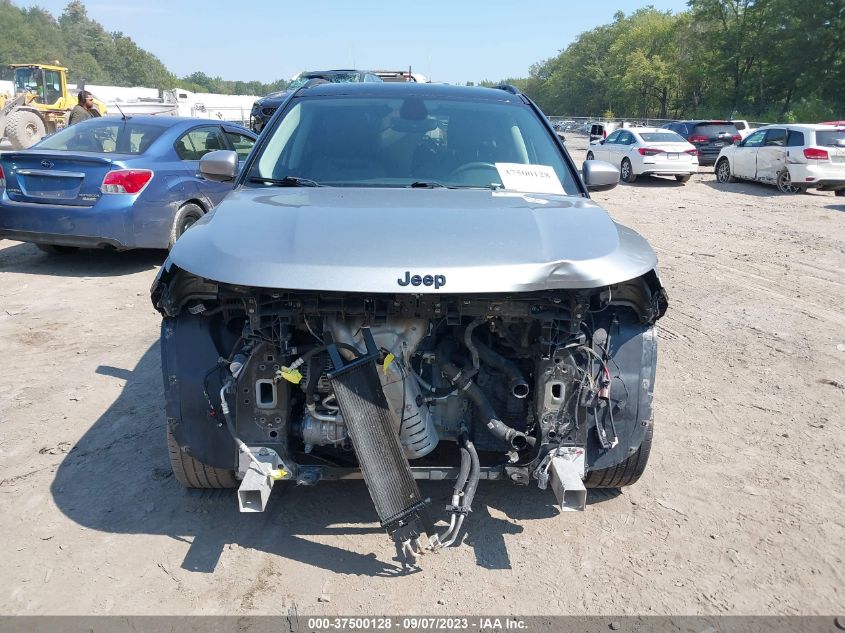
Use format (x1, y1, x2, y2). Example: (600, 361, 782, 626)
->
(237, 447, 291, 513)
(548, 447, 587, 512)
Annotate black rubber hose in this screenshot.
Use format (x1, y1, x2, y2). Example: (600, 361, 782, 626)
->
(453, 434, 471, 496)
(464, 327, 530, 399)
(461, 439, 481, 511)
(438, 359, 535, 450)
(299, 342, 360, 364)
(303, 354, 323, 405)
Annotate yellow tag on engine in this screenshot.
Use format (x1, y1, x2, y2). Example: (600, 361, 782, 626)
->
(382, 353, 395, 375)
(269, 469, 287, 480)
(277, 367, 303, 384)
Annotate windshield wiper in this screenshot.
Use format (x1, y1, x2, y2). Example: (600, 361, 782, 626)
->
(248, 176, 323, 187)
(408, 180, 448, 188)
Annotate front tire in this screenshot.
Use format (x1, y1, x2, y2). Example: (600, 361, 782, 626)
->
(620, 158, 637, 183)
(169, 203, 204, 249)
(167, 424, 237, 489)
(586, 151, 594, 161)
(834, 189, 844, 197)
(6, 110, 46, 149)
(715, 158, 735, 183)
(675, 174, 691, 183)
(584, 419, 654, 488)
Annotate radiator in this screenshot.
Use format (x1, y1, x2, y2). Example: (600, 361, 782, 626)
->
(327, 329, 434, 543)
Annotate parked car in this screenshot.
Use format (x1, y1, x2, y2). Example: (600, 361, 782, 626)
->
(373, 70, 429, 83)
(0, 116, 256, 252)
(588, 121, 620, 143)
(587, 127, 698, 183)
(714, 123, 845, 195)
(249, 69, 383, 133)
(664, 120, 741, 166)
(150, 82, 668, 559)
(730, 119, 756, 139)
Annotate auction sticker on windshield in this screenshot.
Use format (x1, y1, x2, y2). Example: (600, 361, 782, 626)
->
(495, 163, 565, 195)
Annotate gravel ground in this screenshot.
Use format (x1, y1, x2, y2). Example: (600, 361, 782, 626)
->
(0, 136, 843, 616)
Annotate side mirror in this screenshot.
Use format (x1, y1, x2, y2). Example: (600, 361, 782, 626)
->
(199, 150, 238, 182)
(582, 159, 619, 192)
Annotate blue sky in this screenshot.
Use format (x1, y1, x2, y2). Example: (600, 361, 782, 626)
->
(16, 0, 690, 84)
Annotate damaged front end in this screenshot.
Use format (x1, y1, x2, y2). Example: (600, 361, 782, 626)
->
(152, 261, 667, 560)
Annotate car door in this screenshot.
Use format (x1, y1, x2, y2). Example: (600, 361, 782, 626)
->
(755, 128, 787, 182)
(177, 125, 233, 208)
(616, 130, 636, 167)
(594, 130, 621, 163)
(732, 129, 766, 179)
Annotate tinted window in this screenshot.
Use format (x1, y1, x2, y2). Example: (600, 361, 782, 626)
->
(693, 123, 740, 137)
(252, 95, 581, 193)
(225, 131, 255, 160)
(174, 133, 198, 160)
(184, 127, 227, 158)
(618, 132, 634, 145)
(639, 132, 686, 143)
(764, 129, 787, 146)
(786, 130, 805, 147)
(36, 119, 166, 154)
(816, 130, 845, 147)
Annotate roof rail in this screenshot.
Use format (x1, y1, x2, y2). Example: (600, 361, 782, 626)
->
(491, 84, 520, 95)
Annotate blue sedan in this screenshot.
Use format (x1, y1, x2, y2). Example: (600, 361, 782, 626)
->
(0, 116, 256, 252)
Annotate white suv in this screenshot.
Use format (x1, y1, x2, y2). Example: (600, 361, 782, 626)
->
(714, 124, 845, 195)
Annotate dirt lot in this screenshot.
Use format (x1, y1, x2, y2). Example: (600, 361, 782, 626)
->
(1, 137, 843, 616)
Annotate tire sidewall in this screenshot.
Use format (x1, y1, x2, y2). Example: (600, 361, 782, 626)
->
(716, 159, 731, 183)
(169, 203, 204, 249)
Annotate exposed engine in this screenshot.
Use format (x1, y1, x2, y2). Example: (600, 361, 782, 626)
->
(154, 267, 666, 559)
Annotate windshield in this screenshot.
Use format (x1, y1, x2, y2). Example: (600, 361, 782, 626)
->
(36, 119, 167, 154)
(816, 130, 845, 147)
(288, 72, 364, 91)
(14, 67, 41, 93)
(639, 132, 687, 143)
(249, 95, 580, 193)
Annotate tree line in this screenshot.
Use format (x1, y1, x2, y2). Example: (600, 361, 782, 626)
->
(0, 0, 286, 95)
(500, 1, 843, 122)
(1, 0, 841, 120)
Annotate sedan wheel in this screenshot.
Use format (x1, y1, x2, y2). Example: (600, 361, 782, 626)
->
(586, 151, 594, 161)
(620, 158, 637, 183)
(776, 170, 801, 194)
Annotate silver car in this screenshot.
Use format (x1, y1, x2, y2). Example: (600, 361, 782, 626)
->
(151, 82, 668, 560)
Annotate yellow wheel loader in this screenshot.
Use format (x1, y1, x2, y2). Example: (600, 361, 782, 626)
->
(0, 64, 107, 149)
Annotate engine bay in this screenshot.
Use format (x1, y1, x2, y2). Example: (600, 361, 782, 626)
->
(153, 265, 666, 559)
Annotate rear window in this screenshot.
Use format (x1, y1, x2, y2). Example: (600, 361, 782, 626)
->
(786, 130, 805, 147)
(639, 132, 686, 143)
(693, 123, 739, 136)
(816, 130, 845, 147)
(37, 119, 167, 154)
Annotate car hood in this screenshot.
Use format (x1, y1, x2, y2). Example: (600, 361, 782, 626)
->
(256, 90, 291, 106)
(169, 187, 658, 292)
